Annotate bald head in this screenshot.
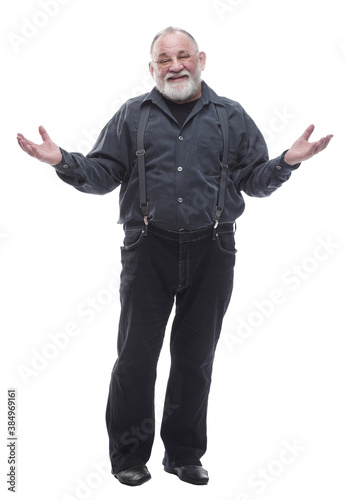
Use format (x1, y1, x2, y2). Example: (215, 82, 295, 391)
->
(150, 27, 199, 56)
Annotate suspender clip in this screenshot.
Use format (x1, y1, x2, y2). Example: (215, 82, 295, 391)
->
(140, 202, 150, 226)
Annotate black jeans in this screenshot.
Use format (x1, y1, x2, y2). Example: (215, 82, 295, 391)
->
(105, 221, 236, 474)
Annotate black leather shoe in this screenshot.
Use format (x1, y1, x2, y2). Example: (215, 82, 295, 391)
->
(115, 465, 151, 486)
(164, 465, 209, 485)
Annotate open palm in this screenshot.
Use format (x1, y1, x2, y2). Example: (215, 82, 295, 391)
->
(17, 126, 62, 165)
(284, 124, 333, 166)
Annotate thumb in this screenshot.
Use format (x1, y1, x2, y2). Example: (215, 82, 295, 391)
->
(301, 124, 315, 141)
(38, 125, 52, 142)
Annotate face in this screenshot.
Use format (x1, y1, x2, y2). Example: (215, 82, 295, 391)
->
(149, 32, 206, 103)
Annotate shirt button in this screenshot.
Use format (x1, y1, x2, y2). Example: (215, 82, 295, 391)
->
(177, 166, 183, 172)
(276, 165, 282, 170)
(178, 136, 184, 141)
(62, 164, 69, 169)
(178, 198, 183, 203)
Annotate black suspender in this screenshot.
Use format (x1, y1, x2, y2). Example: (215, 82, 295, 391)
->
(136, 102, 152, 225)
(135, 102, 230, 227)
(214, 104, 229, 228)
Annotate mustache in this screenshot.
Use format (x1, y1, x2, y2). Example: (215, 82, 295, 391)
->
(164, 70, 191, 81)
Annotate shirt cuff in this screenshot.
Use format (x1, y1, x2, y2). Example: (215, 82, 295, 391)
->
(277, 150, 301, 171)
(52, 148, 76, 174)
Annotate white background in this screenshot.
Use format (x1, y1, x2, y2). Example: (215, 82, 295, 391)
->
(1, 0, 344, 499)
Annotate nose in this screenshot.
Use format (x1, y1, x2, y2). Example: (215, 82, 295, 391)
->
(168, 57, 184, 72)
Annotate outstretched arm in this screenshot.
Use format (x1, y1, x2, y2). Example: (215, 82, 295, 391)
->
(284, 124, 333, 166)
(17, 126, 62, 165)
(17, 117, 127, 195)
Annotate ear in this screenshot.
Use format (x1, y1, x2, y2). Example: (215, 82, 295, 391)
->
(149, 61, 154, 78)
(198, 51, 206, 71)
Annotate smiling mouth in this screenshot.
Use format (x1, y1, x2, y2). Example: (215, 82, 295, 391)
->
(168, 75, 189, 82)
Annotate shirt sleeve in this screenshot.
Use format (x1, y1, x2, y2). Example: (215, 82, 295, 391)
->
(51, 108, 130, 195)
(231, 108, 300, 198)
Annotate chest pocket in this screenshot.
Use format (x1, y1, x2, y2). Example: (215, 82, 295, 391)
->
(197, 135, 223, 176)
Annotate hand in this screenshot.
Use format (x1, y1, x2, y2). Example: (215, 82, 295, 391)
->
(284, 124, 333, 166)
(17, 126, 62, 166)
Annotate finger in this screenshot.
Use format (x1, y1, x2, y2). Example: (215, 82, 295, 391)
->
(38, 125, 51, 143)
(17, 133, 34, 144)
(17, 138, 26, 152)
(307, 142, 319, 157)
(18, 138, 40, 158)
(17, 135, 36, 147)
(17, 133, 28, 142)
(29, 143, 47, 160)
(17, 138, 29, 153)
(19, 140, 36, 158)
(312, 138, 327, 156)
(319, 135, 333, 152)
(301, 124, 315, 141)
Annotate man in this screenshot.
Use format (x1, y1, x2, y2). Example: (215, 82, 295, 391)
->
(17, 27, 332, 487)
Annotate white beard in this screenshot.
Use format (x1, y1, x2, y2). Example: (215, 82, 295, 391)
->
(154, 64, 202, 102)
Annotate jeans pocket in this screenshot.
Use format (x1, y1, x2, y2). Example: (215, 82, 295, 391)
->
(121, 227, 145, 250)
(215, 230, 237, 255)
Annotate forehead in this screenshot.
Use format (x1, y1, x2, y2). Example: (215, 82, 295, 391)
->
(152, 32, 195, 57)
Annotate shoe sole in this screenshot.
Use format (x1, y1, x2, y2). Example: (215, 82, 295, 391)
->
(164, 466, 209, 485)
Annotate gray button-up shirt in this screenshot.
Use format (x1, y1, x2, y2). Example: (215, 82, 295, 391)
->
(53, 81, 300, 230)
